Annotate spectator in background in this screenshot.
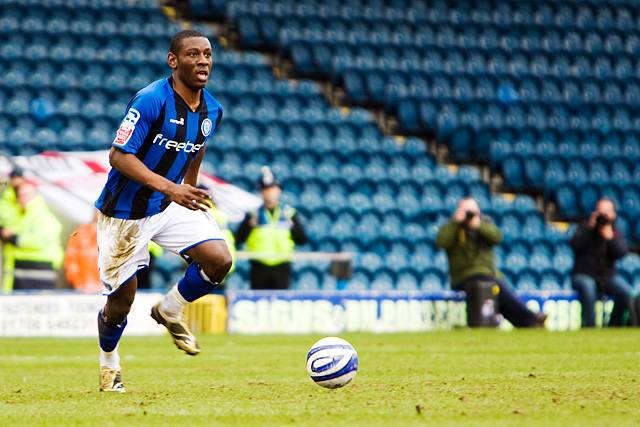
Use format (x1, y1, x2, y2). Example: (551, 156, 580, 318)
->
(570, 198, 634, 327)
(0, 167, 27, 229)
(65, 210, 101, 293)
(234, 166, 307, 290)
(436, 197, 546, 327)
(1, 183, 63, 291)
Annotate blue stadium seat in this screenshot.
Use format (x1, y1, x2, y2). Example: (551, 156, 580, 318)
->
(420, 268, 446, 292)
(539, 269, 563, 291)
(396, 269, 420, 291)
(516, 269, 540, 291)
(505, 251, 528, 273)
(555, 184, 580, 219)
(553, 245, 574, 274)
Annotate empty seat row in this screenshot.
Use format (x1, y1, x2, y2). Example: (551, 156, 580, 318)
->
(228, 0, 640, 36)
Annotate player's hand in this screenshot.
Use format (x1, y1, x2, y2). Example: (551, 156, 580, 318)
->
(588, 212, 598, 228)
(599, 224, 614, 240)
(453, 209, 466, 223)
(168, 184, 210, 211)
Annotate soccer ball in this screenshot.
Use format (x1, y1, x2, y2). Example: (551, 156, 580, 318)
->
(306, 337, 358, 389)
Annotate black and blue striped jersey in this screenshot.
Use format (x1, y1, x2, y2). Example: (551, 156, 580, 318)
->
(95, 77, 223, 219)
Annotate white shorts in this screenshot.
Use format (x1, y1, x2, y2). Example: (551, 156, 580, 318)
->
(97, 202, 225, 295)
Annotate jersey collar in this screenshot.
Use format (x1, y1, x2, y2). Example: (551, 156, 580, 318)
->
(168, 76, 204, 113)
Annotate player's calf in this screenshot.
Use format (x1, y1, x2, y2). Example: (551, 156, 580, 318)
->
(98, 279, 135, 392)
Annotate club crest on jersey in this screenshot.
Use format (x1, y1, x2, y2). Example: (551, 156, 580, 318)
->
(201, 118, 213, 137)
(113, 108, 141, 146)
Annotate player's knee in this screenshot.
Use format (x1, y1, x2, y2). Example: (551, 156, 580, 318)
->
(219, 253, 233, 277)
(105, 294, 134, 326)
(104, 306, 130, 326)
(202, 251, 232, 283)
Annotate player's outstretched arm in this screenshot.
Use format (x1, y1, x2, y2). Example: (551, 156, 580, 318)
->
(109, 148, 209, 211)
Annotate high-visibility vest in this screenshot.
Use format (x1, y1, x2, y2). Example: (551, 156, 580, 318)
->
(0, 187, 20, 228)
(2, 196, 63, 292)
(245, 205, 295, 266)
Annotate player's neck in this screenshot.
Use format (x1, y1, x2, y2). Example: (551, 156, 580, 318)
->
(171, 76, 201, 112)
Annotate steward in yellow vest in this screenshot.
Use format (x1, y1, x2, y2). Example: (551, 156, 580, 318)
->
(1, 183, 63, 292)
(234, 167, 307, 289)
(0, 168, 26, 232)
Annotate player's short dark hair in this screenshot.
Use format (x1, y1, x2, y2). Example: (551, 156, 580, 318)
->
(169, 29, 208, 55)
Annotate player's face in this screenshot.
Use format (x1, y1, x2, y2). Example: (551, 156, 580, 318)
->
(171, 37, 213, 91)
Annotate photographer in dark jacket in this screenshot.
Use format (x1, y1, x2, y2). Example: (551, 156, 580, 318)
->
(570, 198, 633, 327)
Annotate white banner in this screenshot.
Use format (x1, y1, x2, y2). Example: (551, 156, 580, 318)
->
(226, 290, 586, 334)
(0, 150, 261, 234)
(227, 291, 467, 334)
(0, 292, 165, 337)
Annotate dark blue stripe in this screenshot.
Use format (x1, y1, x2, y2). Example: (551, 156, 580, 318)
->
(310, 354, 358, 382)
(116, 103, 167, 219)
(307, 344, 354, 360)
(179, 238, 225, 255)
(137, 93, 187, 217)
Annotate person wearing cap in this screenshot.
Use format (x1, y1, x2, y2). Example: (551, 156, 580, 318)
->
(234, 166, 307, 289)
(1, 183, 63, 291)
(0, 167, 26, 231)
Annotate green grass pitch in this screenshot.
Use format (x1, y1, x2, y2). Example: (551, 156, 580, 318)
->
(1, 330, 639, 426)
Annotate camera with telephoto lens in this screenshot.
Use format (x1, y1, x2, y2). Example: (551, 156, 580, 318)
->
(461, 211, 477, 229)
(595, 214, 611, 226)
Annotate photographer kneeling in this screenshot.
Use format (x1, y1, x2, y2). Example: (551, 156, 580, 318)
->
(570, 198, 633, 327)
(436, 197, 546, 328)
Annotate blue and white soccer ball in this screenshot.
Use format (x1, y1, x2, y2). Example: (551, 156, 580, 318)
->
(306, 337, 358, 389)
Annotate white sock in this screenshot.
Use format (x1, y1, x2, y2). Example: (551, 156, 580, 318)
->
(160, 284, 188, 321)
(100, 346, 120, 370)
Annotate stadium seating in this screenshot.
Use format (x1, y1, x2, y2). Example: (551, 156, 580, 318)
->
(2, 0, 639, 291)
(218, 0, 640, 245)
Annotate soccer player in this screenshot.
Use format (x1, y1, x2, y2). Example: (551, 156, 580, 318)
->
(94, 30, 232, 393)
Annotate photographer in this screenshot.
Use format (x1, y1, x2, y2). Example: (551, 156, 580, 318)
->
(436, 197, 545, 327)
(570, 198, 633, 327)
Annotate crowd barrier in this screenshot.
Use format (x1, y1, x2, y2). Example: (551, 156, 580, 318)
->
(0, 290, 615, 337)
